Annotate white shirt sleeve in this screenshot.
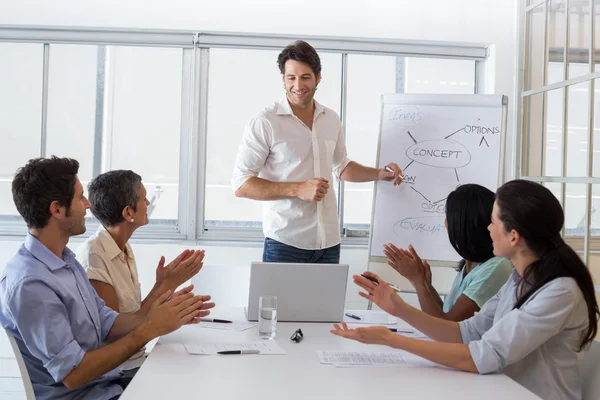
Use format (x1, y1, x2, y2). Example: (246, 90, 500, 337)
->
(331, 123, 351, 180)
(231, 116, 273, 192)
(459, 291, 500, 343)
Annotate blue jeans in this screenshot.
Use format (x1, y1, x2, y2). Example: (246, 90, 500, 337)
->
(262, 238, 341, 264)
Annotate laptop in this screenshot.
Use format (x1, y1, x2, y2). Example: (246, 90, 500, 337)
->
(246, 262, 349, 322)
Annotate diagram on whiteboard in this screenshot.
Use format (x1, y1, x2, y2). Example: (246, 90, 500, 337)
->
(370, 98, 504, 262)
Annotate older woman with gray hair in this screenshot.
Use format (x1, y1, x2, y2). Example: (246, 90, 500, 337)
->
(76, 170, 207, 369)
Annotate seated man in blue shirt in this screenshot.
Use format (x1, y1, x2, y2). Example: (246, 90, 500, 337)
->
(0, 157, 215, 400)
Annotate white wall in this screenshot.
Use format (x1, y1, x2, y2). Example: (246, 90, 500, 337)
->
(0, 0, 516, 336)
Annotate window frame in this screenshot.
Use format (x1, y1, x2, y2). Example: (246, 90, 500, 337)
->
(0, 26, 489, 245)
(517, 0, 600, 269)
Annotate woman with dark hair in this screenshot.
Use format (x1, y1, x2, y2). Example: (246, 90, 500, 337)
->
(75, 170, 206, 369)
(332, 180, 599, 400)
(383, 184, 512, 321)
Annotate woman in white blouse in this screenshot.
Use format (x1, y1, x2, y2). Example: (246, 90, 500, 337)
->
(76, 170, 207, 368)
(331, 180, 599, 400)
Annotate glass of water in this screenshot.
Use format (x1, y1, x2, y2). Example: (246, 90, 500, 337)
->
(258, 295, 277, 339)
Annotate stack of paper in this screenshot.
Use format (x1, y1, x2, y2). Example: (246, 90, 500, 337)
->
(317, 350, 437, 368)
(184, 340, 287, 355)
(317, 350, 407, 367)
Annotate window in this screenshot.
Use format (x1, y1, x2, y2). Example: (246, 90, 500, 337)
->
(46, 44, 98, 183)
(204, 49, 281, 229)
(0, 42, 184, 233)
(525, 2, 546, 91)
(519, 0, 600, 285)
(543, 86, 564, 177)
(343, 54, 397, 230)
(103, 46, 183, 225)
(565, 81, 590, 178)
(203, 48, 341, 231)
(567, 1, 591, 79)
(0, 27, 487, 243)
(0, 43, 43, 218)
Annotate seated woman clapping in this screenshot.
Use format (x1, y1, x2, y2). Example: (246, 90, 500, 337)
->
(383, 184, 512, 321)
(76, 170, 207, 366)
(332, 180, 599, 400)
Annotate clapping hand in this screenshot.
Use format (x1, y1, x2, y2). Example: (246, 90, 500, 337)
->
(383, 243, 430, 287)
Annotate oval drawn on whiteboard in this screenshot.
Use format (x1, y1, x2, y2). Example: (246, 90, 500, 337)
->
(393, 216, 446, 237)
(388, 106, 423, 126)
(405, 139, 471, 169)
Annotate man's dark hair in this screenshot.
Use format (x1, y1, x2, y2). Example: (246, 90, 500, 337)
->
(88, 170, 142, 227)
(277, 40, 321, 76)
(12, 156, 80, 229)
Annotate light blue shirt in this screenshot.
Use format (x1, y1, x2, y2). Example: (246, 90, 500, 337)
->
(0, 234, 123, 400)
(459, 270, 589, 400)
(443, 257, 513, 312)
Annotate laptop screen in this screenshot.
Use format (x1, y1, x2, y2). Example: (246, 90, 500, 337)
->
(246, 262, 349, 322)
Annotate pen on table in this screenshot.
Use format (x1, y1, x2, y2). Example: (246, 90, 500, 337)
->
(384, 165, 404, 180)
(217, 350, 260, 355)
(388, 328, 414, 333)
(200, 318, 233, 324)
(345, 312, 361, 320)
(360, 274, 403, 293)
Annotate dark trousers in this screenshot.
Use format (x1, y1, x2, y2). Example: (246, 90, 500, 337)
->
(262, 237, 341, 264)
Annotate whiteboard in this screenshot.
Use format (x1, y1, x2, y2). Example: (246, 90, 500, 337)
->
(368, 94, 507, 263)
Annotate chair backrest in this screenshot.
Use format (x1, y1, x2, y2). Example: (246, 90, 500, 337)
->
(4, 330, 35, 400)
(582, 339, 600, 400)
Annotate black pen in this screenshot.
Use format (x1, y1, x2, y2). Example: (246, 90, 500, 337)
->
(388, 328, 415, 333)
(217, 350, 260, 355)
(360, 274, 403, 293)
(345, 312, 361, 320)
(361, 274, 379, 284)
(200, 318, 233, 324)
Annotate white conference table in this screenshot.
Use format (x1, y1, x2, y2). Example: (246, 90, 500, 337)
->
(121, 308, 540, 400)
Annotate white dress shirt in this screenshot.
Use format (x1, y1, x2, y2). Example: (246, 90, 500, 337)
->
(232, 97, 351, 250)
(459, 270, 589, 400)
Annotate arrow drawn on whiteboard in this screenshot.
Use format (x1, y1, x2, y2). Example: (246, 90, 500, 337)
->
(479, 136, 489, 147)
(455, 168, 460, 182)
(404, 160, 415, 172)
(433, 196, 448, 205)
(407, 130, 417, 144)
(410, 186, 431, 203)
(444, 127, 464, 139)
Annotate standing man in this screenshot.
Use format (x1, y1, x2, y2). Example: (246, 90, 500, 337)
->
(232, 40, 402, 264)
(0, 157, 215, 399)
